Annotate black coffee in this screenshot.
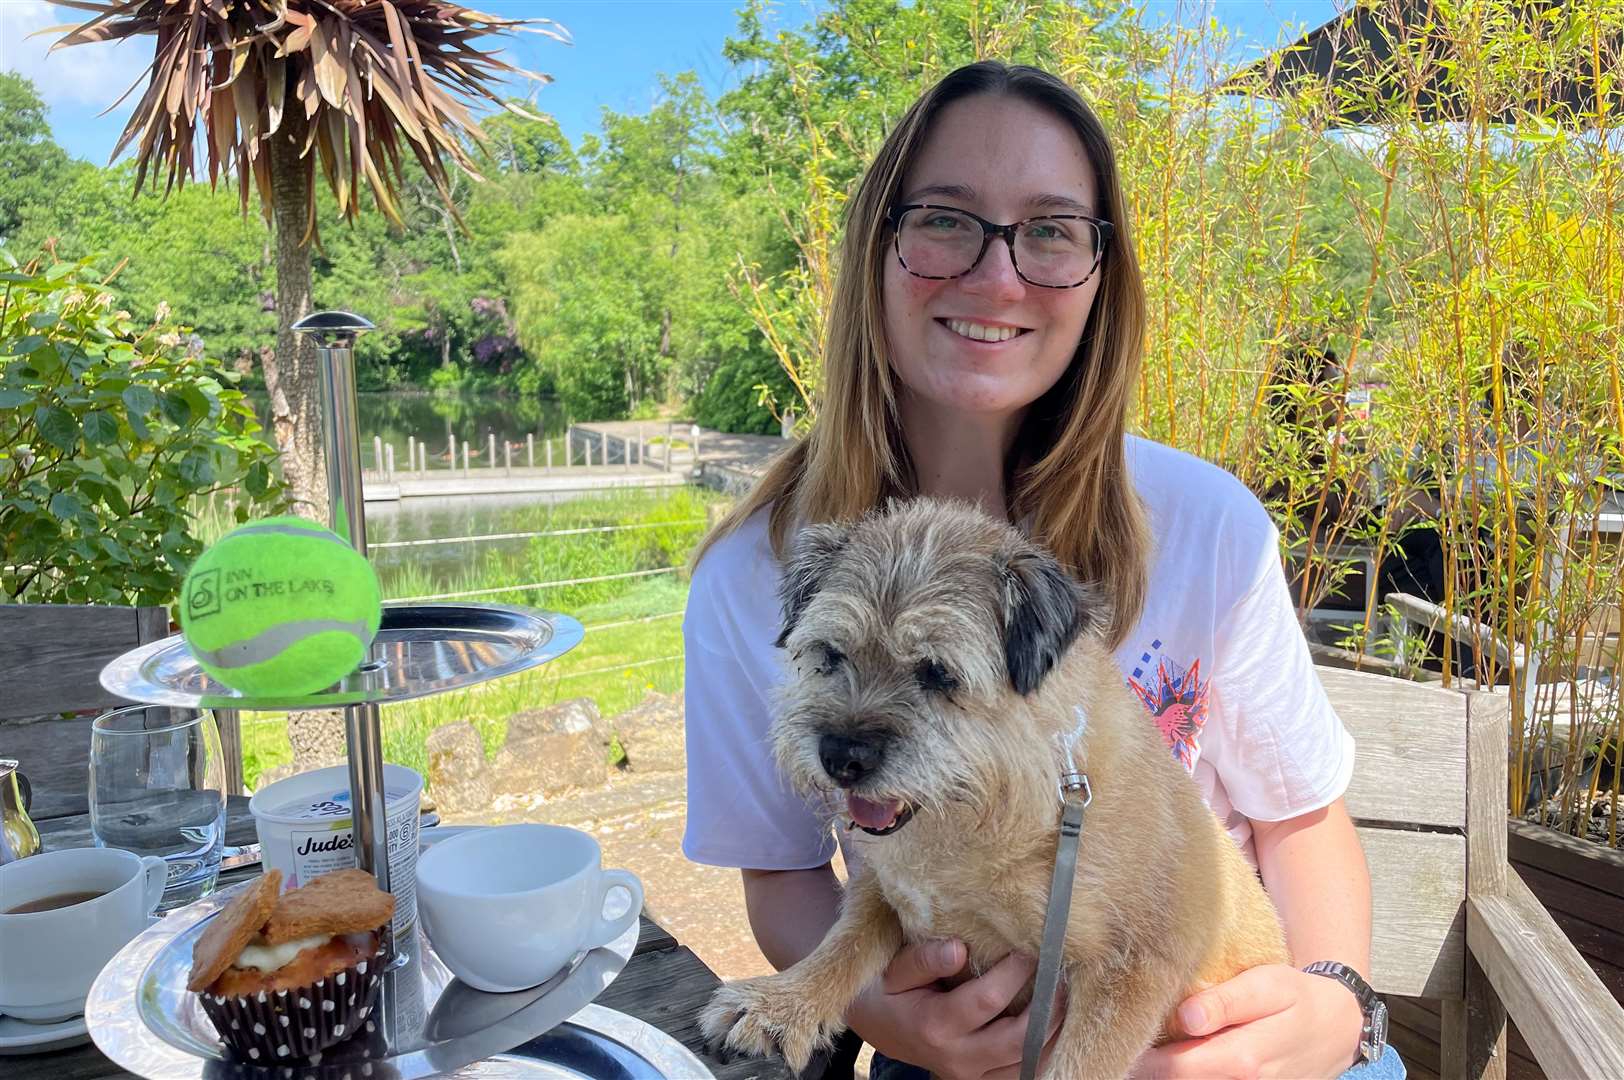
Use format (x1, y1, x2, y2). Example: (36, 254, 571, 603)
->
(4, 889, 106, 914)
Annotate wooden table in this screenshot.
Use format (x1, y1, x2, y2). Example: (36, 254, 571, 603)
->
(12, 799, 792, 1080)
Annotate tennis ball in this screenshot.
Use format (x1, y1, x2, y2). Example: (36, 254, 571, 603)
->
(180, 515, 382, 697)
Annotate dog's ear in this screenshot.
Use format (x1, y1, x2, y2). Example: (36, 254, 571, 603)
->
(776, 521, 852, 648)
(998, 546, 1109, 695)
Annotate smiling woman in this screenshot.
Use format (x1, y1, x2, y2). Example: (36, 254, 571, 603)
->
(682, 60, 1395, 1080)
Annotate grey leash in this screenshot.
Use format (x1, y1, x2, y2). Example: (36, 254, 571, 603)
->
(1020, 726, 1093, 1080)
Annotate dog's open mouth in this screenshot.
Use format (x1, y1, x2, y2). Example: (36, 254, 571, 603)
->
(846, 794, 914, 836)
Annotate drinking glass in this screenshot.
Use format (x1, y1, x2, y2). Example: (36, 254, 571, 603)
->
(90, 705, 226, 911)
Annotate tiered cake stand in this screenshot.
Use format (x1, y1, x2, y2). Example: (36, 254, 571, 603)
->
(85, 314, 710, 1078)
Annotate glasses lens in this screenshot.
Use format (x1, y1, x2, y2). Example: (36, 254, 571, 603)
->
(1013, 218, 1100, 287)
(895, 207, 985, 278)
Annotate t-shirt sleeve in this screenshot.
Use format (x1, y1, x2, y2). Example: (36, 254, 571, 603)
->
(680, 533, 839, 871)
(1204, 523, 1356, 823)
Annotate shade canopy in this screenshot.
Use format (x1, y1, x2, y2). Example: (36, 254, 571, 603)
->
(1222, 0, 1621, 129)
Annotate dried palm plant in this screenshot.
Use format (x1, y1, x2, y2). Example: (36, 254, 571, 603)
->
(48, 0, 567, 513)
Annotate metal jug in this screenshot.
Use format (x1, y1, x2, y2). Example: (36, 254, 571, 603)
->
(0, 759, 41, 866)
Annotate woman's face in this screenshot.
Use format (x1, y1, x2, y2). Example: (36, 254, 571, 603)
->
(883, 93, 1105, 424)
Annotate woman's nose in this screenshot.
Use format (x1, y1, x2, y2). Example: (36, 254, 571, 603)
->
(960, 237, 1025, 300)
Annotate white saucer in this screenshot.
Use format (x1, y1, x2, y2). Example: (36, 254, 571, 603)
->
(0, 915, 161, 1056)
(0, 1013, 90, 1055)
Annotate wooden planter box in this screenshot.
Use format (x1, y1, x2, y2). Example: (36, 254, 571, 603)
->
(1389, 820, 1624, 1079)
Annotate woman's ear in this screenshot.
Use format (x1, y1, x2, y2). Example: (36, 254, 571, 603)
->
(776, 522, 853, 648)
(997, 545, 1109, 695)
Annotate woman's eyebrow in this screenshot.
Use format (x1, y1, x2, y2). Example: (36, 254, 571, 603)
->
(901, 183, 1096, 216)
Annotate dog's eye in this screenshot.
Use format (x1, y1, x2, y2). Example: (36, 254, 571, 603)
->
(814, 643, 845, 674)
(916, 658, 959, 695)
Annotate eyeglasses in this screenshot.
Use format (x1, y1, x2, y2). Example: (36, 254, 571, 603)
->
(887, 204, 1114, 290)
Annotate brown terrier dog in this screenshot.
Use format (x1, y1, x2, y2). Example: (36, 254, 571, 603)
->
(701, 499, 1290, 1079)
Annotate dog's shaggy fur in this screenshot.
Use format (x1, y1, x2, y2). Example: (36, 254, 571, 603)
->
(700, 499, 1290, 1079)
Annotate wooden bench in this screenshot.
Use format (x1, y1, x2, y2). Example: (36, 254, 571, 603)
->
(0, 603, 245, 821)
(1320, 665, 1624, 1078)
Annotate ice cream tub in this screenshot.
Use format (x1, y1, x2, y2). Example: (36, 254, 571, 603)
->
(249, 764, 423, 938)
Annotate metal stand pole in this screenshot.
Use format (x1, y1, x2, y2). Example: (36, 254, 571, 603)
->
(292, 311, 389, 895)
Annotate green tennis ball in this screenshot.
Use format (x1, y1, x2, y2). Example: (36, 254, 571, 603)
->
(180, 515, 382, 697)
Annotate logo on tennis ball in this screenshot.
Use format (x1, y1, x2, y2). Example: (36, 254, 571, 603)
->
(187, 568, 222, 618)
(180, 516, 382, 697)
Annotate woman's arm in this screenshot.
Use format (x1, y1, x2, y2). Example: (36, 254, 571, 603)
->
(1131, 798, 1370, 1079)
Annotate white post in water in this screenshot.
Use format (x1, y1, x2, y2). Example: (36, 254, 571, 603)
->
(505, 440, 512, 475)
(385, 444, 395, 479)
(462, 442, 470, 476)
(527, 433, 534, 469)
(691, 423, 702, 476)
(448, 433, 457, 474)
(418, 443, 426, 474)
(665, 421, 674, 472)
(372, 436, 384, 478)
(623, 433, 632, 473)
(407, 435, 416, 475)
(488, 433, 497, 470)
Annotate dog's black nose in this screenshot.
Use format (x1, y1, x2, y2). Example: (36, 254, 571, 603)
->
(819, 733, 883, 785)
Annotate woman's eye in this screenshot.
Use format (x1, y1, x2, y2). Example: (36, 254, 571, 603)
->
(916, 659, 959, 695)
(1024, 220, 1069, 241)
(923, 214, 963, 231)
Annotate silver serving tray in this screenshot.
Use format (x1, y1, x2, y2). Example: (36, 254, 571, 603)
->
(85, 879, 690, 1079)
(100, 603, 584, 711)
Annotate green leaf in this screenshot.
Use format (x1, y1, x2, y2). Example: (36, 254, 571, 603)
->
(49, 492, 84, 520)
(122, 385, 158, 418)
(175, 449, 215, 488)
(244, 460, 270, 497)
(0, 389, 29, 409)
(35, 407, 80, 451)
(160, 391, 192, 427)
(82, 411, 119, 446)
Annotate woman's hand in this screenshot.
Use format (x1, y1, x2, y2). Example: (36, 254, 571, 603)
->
(847, 938, 1063, 1080)
(1130, 964, 1363, 1080)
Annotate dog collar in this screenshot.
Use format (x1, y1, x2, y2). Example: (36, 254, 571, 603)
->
(1021, 706, 1094, 1080)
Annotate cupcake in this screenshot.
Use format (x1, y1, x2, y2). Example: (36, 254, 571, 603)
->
(188, 868, 394, 1065)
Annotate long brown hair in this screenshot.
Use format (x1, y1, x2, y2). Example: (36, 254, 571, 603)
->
(698, 61, 1150, 646)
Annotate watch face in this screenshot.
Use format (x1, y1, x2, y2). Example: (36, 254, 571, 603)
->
(1363, 1001, 1390, 1060)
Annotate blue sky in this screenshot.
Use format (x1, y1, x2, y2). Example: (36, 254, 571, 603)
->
(0, 0, 1340, 164)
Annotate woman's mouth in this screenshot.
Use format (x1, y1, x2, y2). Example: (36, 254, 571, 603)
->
(938, 318, 1032, 344)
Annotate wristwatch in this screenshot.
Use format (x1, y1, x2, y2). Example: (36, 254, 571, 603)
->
(1303, 960, 1389, 1066)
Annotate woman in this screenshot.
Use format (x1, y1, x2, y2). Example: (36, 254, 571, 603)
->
(682, 61, 1400, 1080)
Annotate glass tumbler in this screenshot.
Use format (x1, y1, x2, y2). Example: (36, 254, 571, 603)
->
(90, 705, 226, 911)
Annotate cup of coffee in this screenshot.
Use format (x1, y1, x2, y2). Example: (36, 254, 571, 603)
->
(415, 824, 643, 993)
(0, 847, 166, 1021)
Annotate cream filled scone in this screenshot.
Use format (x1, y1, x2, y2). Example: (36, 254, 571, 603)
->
(189, 868, 393, 1064)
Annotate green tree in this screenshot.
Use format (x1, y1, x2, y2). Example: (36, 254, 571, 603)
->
(0, 74, 71, 243)
(54, 0, 563, 517)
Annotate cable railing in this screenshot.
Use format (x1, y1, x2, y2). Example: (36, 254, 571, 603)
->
(369, 519, 706, 550)
(392, 566, 681, 604)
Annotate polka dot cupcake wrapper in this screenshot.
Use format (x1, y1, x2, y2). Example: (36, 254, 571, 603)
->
(200, 957, 383, 1065)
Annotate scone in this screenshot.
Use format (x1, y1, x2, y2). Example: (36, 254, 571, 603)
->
(189, 868, 393, 1065)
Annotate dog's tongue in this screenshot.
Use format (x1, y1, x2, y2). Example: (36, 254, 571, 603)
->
(848, 794, 902, 831)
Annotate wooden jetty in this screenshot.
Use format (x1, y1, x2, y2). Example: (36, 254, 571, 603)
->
(361, 421, 788, 502)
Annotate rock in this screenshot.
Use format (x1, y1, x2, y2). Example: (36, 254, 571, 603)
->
(605, 691, 685, 774)
(491, 699, 609, 798)
(252, 764, 300, 793)
(287, 709, 348, 770)
(425, 722, 493, 814)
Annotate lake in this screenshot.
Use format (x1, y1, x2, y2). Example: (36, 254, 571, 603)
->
(246, 390, 569, 472)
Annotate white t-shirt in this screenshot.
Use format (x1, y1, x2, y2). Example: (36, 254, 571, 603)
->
(681, 435, 1355, 871)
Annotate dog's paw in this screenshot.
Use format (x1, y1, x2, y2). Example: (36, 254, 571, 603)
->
(700, 976, 839, 1072)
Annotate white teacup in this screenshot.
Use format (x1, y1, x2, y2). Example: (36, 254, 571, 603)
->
(0, 847, 166, 1021)
(416, 824, 644, 993)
